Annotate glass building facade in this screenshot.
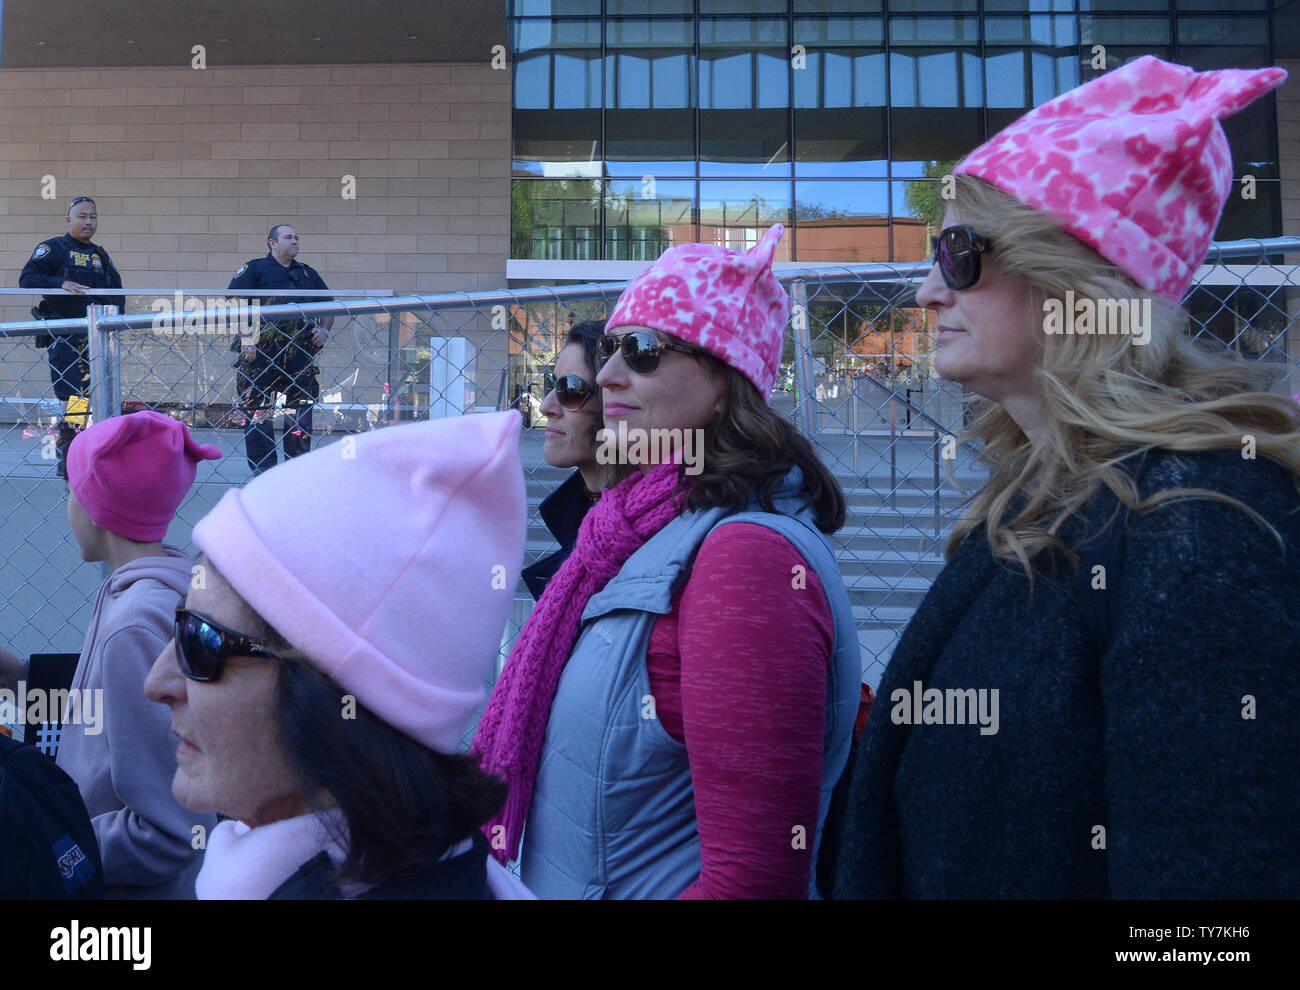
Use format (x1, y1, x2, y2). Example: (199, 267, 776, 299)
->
(508, 0, 1281, 269)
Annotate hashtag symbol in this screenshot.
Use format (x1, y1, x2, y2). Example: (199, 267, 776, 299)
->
(36, 722, 62, 756)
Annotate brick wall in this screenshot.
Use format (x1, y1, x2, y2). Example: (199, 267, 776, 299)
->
(0, 61, 511, 407)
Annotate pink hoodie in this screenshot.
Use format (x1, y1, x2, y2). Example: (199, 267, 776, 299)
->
(55, 548, 216, 899)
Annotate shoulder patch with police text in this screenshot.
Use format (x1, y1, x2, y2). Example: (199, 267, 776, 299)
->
(33, 244, 49, 259)
(235, 264, 248, 276)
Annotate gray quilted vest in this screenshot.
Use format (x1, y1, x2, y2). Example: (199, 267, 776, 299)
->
(520, 468, 860, 899)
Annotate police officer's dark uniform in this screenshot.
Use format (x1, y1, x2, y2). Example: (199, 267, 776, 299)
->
(19, 229, 125, 466)
(228, 254, 332, 474)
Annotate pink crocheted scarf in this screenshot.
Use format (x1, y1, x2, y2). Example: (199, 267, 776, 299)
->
(472, 461, 686, 863)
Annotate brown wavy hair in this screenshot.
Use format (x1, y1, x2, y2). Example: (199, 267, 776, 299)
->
(680, 358, 846, 534)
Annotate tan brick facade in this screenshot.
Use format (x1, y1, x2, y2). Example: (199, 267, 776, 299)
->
(0, 61, 510, 408)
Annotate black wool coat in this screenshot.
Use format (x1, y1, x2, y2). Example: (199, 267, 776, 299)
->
(521, 470, 594, 601)
(832, 448, 1300, 899)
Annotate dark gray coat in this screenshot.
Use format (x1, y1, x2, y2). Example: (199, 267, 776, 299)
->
(833, 448, 1300, 899)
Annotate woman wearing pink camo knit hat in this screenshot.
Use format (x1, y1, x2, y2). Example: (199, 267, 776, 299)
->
(144, 412, 533, 899)
(55, 410, 221, 899)
(833, 57, 1300, 899)
(474, 224, 861, 899)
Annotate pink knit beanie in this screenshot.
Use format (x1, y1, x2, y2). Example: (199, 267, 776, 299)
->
(954, 56, 1286, 304)
(605, 223, 790, 400)
(191, 412, 526, 755)
(67, 410, 221, 542)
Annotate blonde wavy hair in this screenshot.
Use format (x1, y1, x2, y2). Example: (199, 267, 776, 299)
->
(944, 174, 1300, 579)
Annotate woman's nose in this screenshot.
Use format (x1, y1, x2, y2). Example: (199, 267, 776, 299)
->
(595, 350, 626, 389)
(539, 385, 561, 418)
(914, 262, 952, 311)
(144, 639, 186, 705)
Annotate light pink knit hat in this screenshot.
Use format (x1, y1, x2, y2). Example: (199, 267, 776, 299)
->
(68, 410, 221, 542)
(954, 56, 1286, 304)
(192, 412, 526, 754)
(605, 224, 790, 400)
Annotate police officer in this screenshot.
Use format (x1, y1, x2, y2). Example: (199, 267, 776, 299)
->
(19, 196, 125, 475)
(228, 224, 334, 475)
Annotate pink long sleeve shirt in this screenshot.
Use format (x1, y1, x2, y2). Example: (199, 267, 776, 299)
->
(642, 522, 835, 900)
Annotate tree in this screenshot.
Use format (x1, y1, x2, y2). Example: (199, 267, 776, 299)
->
(902, 160, 960, 241)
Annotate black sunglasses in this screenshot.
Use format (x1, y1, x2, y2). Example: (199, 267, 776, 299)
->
(173, 605, 283, 683)
(930, 226, 993, 291)
(596, 330, 701, 375)
(544, 372, 594, 411)
(68, 196, 95, 209)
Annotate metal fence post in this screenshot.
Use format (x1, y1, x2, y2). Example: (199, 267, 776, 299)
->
(790, 278, 817, 440)
(86, 304, 121, 424)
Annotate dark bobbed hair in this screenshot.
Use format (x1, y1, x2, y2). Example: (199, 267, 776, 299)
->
(564, 320, 606, 389)
(683, 356, 846, 534)
(273, 650, 506, 887)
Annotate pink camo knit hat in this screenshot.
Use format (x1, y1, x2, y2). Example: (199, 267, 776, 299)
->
(606, 224, 790, 400)
(67, 411, 221, 542)
(192, 413, 526, 755)
(954, 56, 1286, 304)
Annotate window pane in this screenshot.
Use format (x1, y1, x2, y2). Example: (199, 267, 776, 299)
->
(1032, 50, 1080, 105)
(889, 16, 980, 45)
(512, 179, 603, 260)
(700, 19, 790, 175)
(702, 0, 786, 12)
(893, 50, 981, 108)
(794, 180, 890, 263)
(986, 51, 1027, 109)
(1079, 0, 1169, 9)
(1215, 180, 1280, 241)
(890, 0, 977, 10)
(513, 55, 551, 110)
(891, 109, 982, 173)
(796, 0, 884, 11)
(984, 0, 1073, 11)
(794, 46, 887, 177)
(510, 0, 601, 14)
(608, 0, 692, 12)
(1080, 46, 1172, 83)
(513, 17, 602, 53)
(1177, 16, 1268, 46)
(606, 19, 696, 176)
(793, 16, 885, 46)
(1177, 0, 1267, 9)
(1222, 98, 1279, 179)
(984, 14, 1077, 45)
(605, 179, 696, 260)
(1079, 17, 1171, 44)
(699, 181, 793, 259)
(891, 179, 943, 262)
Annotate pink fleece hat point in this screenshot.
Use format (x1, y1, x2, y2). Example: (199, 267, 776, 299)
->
(606, 223, 790, 401)
(954, 56, 1286, 304)
(67, 410, 221, 542)
(191, 412, 527, 755)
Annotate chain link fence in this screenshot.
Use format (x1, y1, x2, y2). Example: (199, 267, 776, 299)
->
(3, 237, 1297, 710)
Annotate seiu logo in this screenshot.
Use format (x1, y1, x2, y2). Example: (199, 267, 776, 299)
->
(56, 844, 86, 879)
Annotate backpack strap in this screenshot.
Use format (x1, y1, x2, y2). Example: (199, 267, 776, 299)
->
(1075, 450, 1150, 656)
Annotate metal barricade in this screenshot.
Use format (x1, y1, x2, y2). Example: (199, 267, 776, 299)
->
(1, 237, 1297, 712)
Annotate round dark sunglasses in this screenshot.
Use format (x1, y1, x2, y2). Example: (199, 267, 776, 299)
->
(930, 226, 993, 291)
(596, 330, 701, 375)
(173, 605, 283, 683)
(544, 372, 594, 411)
